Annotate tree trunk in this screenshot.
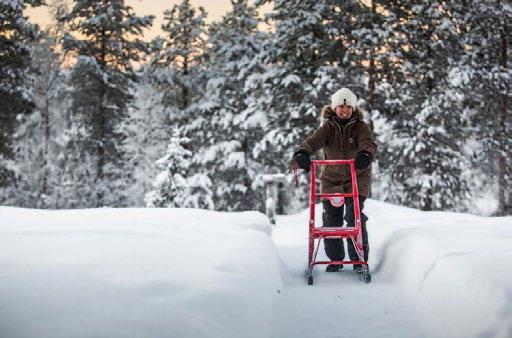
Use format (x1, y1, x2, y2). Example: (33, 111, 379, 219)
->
(366, 0, 376, 133)
(241, 135, 254, 210)
(497, 21, 508, 216)
(182, 57, 189, 110)
(41, 96, 50, 204)
(96, 33, 107, 207)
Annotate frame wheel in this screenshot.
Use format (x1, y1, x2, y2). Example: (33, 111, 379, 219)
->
(307, 275, 314, 285)
(359, 271, 371, 283)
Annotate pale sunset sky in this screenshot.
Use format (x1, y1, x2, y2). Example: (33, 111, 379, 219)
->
(26, 1, 271, 40)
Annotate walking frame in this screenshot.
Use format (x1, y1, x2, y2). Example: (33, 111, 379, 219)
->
(295, 159, 371, 285)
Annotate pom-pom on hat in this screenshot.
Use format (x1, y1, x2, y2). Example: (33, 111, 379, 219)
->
(330, 88, 357, 110)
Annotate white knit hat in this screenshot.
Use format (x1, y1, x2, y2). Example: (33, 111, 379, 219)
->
(330, 88, 357, 110)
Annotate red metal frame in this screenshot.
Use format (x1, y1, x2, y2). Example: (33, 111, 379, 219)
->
(307, 159, 367, 275)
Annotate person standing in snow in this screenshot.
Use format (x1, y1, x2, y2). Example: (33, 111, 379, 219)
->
(292, 88, 377, 272)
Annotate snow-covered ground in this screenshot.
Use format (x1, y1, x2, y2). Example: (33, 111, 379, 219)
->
(0, 201, 511, 338)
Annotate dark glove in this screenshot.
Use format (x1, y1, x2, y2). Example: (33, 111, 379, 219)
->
(293, 150, 311, 173)
(355, 150, 372, 170)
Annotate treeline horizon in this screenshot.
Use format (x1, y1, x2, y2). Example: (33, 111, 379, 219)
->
(1, 0, 510, 216)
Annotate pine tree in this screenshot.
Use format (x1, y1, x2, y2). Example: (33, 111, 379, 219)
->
(145, 127, 213, 208)
(0, 0, 42, 194)
(455, 0, 511, 215)
(120, 65, 169, 206)
(148, 0, 215, 209)
(150, 0, 207, 124)
(7, 0, 71, 208)
(194, 0, 266, 211)
(381, 1, 470, 211)
(357, 1, 408, 200)
(60, 0, 153, 207)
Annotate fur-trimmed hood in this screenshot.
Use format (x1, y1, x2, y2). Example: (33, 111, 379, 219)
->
(321, 105, 364, 120)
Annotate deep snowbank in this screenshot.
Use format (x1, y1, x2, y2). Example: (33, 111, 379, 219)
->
(0, 207, 281, 338)
(369, 201, 512, 338)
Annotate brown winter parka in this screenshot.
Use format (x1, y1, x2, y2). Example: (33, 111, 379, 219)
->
(295, 106, 377, 197)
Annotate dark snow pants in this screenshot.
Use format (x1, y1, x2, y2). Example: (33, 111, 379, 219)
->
(322, 197, 369, 262)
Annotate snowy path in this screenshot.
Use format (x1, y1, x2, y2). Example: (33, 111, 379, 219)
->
(270, 201, 512, 338)
(270, 204, 423, 338)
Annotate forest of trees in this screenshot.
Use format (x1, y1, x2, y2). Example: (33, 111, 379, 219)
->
(1, 0, 510, 216)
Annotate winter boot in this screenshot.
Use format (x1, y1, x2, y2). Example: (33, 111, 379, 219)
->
(326, 264, 343, 272)
(353, 264, 364, 274)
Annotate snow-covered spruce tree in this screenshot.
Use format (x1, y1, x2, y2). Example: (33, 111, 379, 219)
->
(356, 1, 419, 200)
(0, 0, 42, 197)
(145, 127, 213, 208)
(353, 0, 414, 200)
(381, 1, 470, 211)
(454, 0, 511, 215)
(60, 0, 153, 207)
(120, 65, 169, 206)
(150, 0, 207, 125)
(148, 0, 214, 209)
(193, 0, 267, 211)
(9, 0, 72, 208)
